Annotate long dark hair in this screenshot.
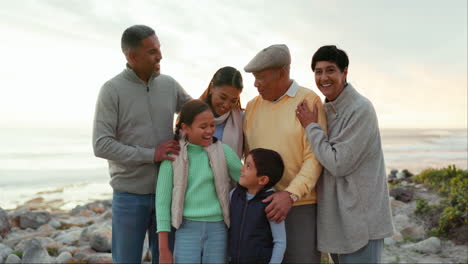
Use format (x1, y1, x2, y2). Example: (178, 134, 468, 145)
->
(174, 99, 211, 141)
(199, 66, 243, 110)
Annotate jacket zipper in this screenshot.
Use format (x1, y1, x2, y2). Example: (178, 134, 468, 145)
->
(236, 198, 249, 263)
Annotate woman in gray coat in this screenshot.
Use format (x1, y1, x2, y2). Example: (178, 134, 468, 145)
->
(296, 45, 394, 263)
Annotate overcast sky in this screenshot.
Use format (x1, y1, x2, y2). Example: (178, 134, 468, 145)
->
(0, 0, 466, 129)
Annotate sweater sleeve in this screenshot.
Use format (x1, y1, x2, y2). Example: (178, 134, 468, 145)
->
(92, 84, 155, 164)
(268, 219, 287, 264)
(223, 144, 242, 182)
(284, 95, 327, 198)
(305, 100, 378, 177)
(156, 160, 174, 232)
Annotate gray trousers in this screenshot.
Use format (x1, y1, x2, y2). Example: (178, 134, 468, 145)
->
(331, 239, 383, 264)
(283, 204, 320, 264)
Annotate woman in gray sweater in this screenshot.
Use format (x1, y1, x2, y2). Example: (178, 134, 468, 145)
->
(296, 45, 394, 263)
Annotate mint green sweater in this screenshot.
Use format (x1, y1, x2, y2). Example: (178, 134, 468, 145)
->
(156, 143, 241, 232)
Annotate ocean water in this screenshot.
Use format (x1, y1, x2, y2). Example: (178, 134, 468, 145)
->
(0, 127, 466, 210)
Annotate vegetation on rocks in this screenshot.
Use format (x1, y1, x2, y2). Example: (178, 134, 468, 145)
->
(413, 165, 468, 243)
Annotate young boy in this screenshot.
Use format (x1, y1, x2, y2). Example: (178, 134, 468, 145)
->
(229, 148, 286, 264)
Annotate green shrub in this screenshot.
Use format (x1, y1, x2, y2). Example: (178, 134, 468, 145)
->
(12, 251, 23, 258)
(413, 165, 468, 242)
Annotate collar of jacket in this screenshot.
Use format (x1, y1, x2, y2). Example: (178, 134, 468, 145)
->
(323, 83, 358, 119)
(122, 64, 159, 85)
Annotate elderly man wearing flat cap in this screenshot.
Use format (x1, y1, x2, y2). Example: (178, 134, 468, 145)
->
(243, 44, 327, 263)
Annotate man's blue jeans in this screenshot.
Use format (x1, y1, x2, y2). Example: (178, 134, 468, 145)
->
(112, 191, 175, 263)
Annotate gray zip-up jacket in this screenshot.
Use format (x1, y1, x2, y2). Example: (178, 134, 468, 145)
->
(305, 84, 394, 254)
(92, 67, 191, 194)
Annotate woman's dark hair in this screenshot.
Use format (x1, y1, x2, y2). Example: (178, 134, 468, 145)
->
(311, 45, 349, 72)
(199, 66, 243, 110)
(174, 99, 211, 141)
(249, 148, 284, 189)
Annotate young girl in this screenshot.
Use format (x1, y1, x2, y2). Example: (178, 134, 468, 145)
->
(156, 99, 242, 264)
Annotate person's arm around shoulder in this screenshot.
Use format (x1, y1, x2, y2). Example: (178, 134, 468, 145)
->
(285, 94, 326, 198)
(223, 144, 242, 182)
(156, 159, 174, 263)
(297, 98, 377, 177)
(93, 83, 180, 164)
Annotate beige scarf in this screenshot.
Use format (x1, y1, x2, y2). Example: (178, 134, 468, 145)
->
(214, 109, 243, 158)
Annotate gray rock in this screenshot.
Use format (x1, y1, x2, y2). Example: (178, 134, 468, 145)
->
(19, 211, 51, 229)
(58, 246, 77, 255)
(384, 237, 397, 246)
(80, 224, 100, 244)
(0, 207, 11, 237)
(37, 224, 55, 233)
(48, 219, 61, 229)
(90, 228, 112, 252)
(85, 253, 113, 264)
(14, 237, 55, 251)
(56, 251, 73, 264)
(55, 230, 81, 246)
(5, 253, 21, 264)
(0, 243, 13, 262)
(396, 172, 406, 179)
(22, 238, 53, 263)
(73, 245, 97, 260)
(400, 225, 425, 241)
(71, 205, 88, 216)
(389, 186, 414, 203)
(402, 236, 441, 254)
(393, 214, 411, 231)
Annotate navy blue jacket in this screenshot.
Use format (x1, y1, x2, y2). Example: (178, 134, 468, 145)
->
(229, 185, 274, 264)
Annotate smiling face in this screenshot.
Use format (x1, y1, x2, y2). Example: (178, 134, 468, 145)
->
(314, 61, 348, 101)
(181, 109, 215, 147)
(210, 85, 241, 116)
(129, 34, 162, 79)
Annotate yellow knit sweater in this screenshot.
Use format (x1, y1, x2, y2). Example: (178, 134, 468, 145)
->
(243, 86, 327, 205)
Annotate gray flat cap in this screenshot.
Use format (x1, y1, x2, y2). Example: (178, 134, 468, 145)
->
(244, 44, 291, 72)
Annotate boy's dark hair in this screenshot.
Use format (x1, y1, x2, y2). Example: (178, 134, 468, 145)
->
(174, 99, 211, 141)
(249, 148, 284, 189)
(311, 45, 349, 72)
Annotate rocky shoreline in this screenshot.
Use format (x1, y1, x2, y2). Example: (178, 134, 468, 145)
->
(1, 171, 467, 263)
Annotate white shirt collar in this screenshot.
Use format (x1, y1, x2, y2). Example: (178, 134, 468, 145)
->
(272, 80, 299, 104)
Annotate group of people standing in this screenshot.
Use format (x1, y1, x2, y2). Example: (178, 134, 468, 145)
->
(93, 24, 394, 264)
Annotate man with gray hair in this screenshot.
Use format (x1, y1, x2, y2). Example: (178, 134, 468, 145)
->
(243, 44, 327, 263)
(93, 25, 191, 263)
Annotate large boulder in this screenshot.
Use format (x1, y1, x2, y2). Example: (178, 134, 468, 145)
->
(389, 186, 414, 203)
(19, 211, 51, 229)
(90, 228, 112, 252)
(56, 251, 73, 264)
(22, 238, 53, 263)
(55, 230, 82, 246)
(0, 243, 13, 263)
(4, 253, 21, 264)
(402, 236, 441, 254)
(400, 225, 425, 241)
(14, 236, 55, 251)
(0, 207, 11, 237)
